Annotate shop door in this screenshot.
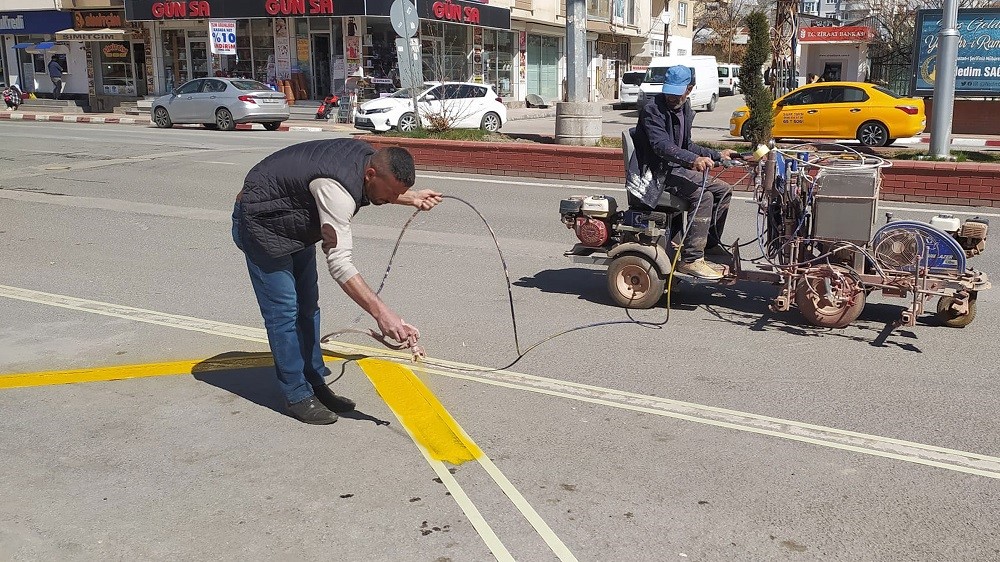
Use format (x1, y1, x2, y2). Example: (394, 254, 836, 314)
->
(132, 43, 147, 96)
(421, 37, 443, 82)
(188, 38, 209, 80)
(527, 35, 558, 103)
(312, 34, 331, 98)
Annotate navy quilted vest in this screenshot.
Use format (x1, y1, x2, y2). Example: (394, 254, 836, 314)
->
(238, 139, 374, 258)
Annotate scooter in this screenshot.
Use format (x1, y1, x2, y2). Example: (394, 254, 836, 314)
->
(315, 94, 340, 120)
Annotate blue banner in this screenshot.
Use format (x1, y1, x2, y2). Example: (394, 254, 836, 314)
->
(912, 8, 1000, 96)
(0, 10, 73, 35)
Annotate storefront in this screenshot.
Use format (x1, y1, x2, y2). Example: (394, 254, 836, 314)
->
(1, 9, 74, 95)
(55, 10, 153, 110)
(797, 26, 872, 85)
(123, 0, 512, 101)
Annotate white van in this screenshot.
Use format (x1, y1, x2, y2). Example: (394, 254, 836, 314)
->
(636, 55, 720, 112)
(718, 63, 741, 96)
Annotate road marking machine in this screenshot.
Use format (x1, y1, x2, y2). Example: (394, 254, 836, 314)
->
(558, 136, 990, 328)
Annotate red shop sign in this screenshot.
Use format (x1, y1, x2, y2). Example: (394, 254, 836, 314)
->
(432, 0, 479, 25)
(798, 26, 872, 42)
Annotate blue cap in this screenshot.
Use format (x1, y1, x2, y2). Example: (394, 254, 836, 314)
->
(661, 65, 692, 95)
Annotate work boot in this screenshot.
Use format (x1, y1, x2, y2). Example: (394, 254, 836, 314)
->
(676, 258, 723, 280)
(313, 385, 356, 413)
(287, 396, 338, 425)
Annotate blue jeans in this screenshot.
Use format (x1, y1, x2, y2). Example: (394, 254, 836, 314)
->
(232, 202, 330, 405)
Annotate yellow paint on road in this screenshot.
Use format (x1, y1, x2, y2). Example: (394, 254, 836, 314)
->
(358, 358, 482, 465)
(0, 354, 282, 389)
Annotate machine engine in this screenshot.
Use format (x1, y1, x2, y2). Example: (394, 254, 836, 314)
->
(930, 214, 989, 258)
(560, 195, 618, 248)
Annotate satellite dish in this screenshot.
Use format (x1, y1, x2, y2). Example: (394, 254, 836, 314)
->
(660, 11, 673, 25)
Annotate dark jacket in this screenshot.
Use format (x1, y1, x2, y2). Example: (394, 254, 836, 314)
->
(48, 60, 62, 79)
(238, 139, 374, 258)
(634, 94, 721, 186)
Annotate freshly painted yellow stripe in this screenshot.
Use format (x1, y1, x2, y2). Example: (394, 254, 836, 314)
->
(358, 358, 482, 465)
(0, 354, 286, 389)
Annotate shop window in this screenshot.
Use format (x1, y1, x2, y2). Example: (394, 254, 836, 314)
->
(251, 19, 275, 83)
(98, 41, 136, 95)
(587, 0, 610, 21)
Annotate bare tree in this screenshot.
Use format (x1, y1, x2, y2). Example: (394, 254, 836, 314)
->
(694, 0, 758, 63)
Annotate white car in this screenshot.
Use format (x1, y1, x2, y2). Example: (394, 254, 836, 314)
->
(354, 82, 507, 133)
(618, 70, 645, 106)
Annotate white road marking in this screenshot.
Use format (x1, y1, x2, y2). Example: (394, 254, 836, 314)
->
(3, 284, 999, 483)
(0, 284, 572, 561)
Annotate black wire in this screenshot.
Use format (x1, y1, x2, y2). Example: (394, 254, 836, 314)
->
(338, 173, 715, 373)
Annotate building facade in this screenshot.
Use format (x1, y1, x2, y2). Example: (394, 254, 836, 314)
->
(1, 0, 657, 107)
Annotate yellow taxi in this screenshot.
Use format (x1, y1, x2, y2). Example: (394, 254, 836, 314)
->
(729, 82, 926, 146)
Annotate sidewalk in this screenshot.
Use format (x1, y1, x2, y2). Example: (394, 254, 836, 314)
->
(2, 105, 998, 147)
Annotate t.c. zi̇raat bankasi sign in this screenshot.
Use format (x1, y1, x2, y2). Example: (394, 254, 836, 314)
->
(912, 8, 1000, 97)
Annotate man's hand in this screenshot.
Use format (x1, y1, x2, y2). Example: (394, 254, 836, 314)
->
(375, 309, 421, 347)
(719, 149, 738, 161)
(692, 156, 715, 172)
(410, 189, 443, 211)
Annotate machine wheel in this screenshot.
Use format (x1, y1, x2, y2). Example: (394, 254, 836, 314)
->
(795, 266, 866, 328)
(607, 254, 665, 309)
(857, 121, 889, 147)
(215, 108, 236, 131)
(705, 95, 718, 112)
(152, 107, 172, 128)
(740, 123, 752, 143)
(263, 121, 282, 131)
(397, 112, 419, 132)
(480, 112, 502, 132)
(936, 294, 977, 328)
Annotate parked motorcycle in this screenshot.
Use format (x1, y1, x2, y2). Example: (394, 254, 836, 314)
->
(3, 85, 22, 110)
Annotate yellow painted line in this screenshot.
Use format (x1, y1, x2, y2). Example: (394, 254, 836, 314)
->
(357, 358, 482, 465)
(0, 354, 295, 390)
(357, 358, 515, 561)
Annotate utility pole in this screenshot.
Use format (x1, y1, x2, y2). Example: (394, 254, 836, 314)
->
(928, 0, 959, 158)
(556, 0, 601, 145)
(566, 0, 588, 102)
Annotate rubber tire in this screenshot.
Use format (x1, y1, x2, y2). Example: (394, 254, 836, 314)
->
(480, 112, 502, 132)
(263, 121, 281, 131)
(705, 94, 717, 112)
(740, 123, 751, 143)
(936, 294, 977, 328)
(794, 266, 866, 328)
(607, 254, 666, 309)
(215, 108, 236, 131)
(152, 107, 172, 128)
(857, 121, 889, 147)
(397, 112, 419, 132)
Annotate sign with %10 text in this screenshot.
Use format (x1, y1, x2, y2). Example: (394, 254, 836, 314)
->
(210, 20, 238, 55)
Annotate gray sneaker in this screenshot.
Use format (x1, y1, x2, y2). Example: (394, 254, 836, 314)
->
(676, 258, 723, 280)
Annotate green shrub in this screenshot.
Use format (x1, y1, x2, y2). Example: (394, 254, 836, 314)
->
(740, 11, 773, 146)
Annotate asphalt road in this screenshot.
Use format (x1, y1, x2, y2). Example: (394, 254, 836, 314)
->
(2, 121, 999, 561)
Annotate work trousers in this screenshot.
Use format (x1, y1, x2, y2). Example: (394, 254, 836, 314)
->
(667, 167, 733, 262)
(232, 202, 330, 405)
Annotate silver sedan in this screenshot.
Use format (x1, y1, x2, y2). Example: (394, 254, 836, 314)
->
(151, 78, 289, 131)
